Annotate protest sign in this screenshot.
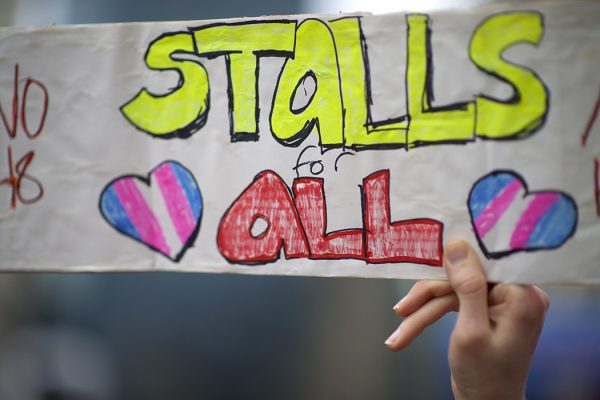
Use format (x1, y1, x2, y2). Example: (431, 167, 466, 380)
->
(0, 1, 598, 284)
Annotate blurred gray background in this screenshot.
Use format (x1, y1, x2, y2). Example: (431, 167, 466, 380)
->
(0, 0, 599, 399)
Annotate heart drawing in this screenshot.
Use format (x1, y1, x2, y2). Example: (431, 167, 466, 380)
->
(468, 170, 577, 259)
(99, 160, 203, 262)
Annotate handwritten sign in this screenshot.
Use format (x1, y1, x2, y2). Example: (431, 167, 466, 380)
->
(0, 2, 598, 284)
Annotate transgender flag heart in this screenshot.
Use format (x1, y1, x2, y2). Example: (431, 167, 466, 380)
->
(468, 170, 577, 259)
(99, 160, 203, 261)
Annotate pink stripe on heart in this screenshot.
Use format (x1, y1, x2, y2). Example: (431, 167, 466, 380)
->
(154, 163, 196, 244)
(113, 178, 170, 255)
(474, 179, 522, 239)
(509, 193, 559, 249)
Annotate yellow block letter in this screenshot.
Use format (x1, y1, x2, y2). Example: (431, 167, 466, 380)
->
(270, 19, 344, 147)
(406, 14, 476, 147)
(470, 12, 548, 139)
(193, 21, 296, 141)
(330, 17, 409, 149)
(121, 32, 210, 138)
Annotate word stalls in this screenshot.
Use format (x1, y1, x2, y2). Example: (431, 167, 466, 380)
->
(217, 169, 443, 266)
(0, 64, 47, 209)
(122, 12, 548, 150)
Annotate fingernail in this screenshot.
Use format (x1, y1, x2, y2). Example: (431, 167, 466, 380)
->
(393, 297, 406, 312)
(446, 241, 468, 265)
(384, 326, 402, 347)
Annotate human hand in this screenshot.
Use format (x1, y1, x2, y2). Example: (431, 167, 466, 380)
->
(385, 240, 549, 400)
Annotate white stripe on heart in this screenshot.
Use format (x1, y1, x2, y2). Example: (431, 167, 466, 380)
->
(480, 186, 532, 253)
(136, 177, 182, 260)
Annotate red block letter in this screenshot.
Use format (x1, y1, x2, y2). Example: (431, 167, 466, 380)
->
(217, 170, 309, 264)
(293, 177, 364, 259)
(363, 170, 443, 266)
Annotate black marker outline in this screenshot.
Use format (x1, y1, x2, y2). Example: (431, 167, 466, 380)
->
(467, 169, 578, 260)
(190, 20, 297, 143)
(293, 176, 366, 260)
(269, 18, 346, 149)
(360, 169, 444, 266)
(216, 168, 444, 266)
(357, 15, 410, 151)
(334, 151, 354, 171)
(470, 10, 550, 141)
(120, 31, 210, 140)
(98, 160, 203, 263)
(290, 70, 317, 115)
(215, 169, 310, 266)
(404, 13, 477, 150)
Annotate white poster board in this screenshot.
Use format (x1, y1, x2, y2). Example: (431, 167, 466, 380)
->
(0, 1, 599, 284)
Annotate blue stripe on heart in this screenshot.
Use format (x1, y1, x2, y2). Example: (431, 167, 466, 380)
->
(468, 170, 578, 259)
(527, 195, 577, 248)
(99, 160, 203, 262)
(171, 161, 202, 221)
(100, 186, 141, 241)
(468, 173, 516, 220)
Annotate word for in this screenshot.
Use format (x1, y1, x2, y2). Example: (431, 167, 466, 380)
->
(292, 145, 354, 177)
(217, 169, 443, 265)
(0, 64, 47, 209)
(122, 12, 548, 150)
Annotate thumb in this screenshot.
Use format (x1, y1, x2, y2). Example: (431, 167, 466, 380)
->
(445, 240, 490, 334)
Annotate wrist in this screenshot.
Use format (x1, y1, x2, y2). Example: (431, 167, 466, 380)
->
(452, 379, 526, 400)
(453, 391, 525, 400)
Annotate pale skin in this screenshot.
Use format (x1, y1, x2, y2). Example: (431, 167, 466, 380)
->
(385, 240, 550, 400)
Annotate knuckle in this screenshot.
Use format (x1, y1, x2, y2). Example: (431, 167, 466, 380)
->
(412, 280, 429, 292)
(412, 280, 438, 298)
(455, 274, 487, 297)
(536, 287, 551, 312)
(531, 292, 550, 318)
(513, 288, 549, 323)
(451, 329, 488, 351)
(431, 280, 453, 297)
(406, 281, 428, 299)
